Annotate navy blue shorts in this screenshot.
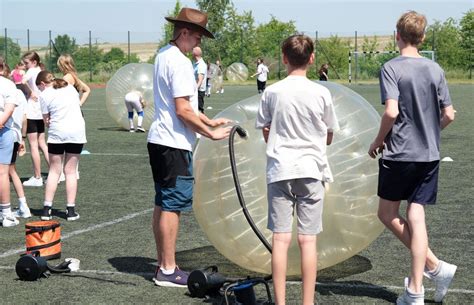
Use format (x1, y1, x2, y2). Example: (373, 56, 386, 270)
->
(378, 159, 440, 204)
(147, 143, 194, 212)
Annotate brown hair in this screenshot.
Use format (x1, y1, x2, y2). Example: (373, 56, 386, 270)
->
(0, 56, 8, 77)
(281, 35, 314, 68)
(36, 70, 68, 89)
(21, 51, 41, 67)
(396, 11, 427, 46)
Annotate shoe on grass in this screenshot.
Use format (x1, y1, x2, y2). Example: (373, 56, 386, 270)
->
(153, 267, 189, 288)
(66, 207, 80, 221)
(1, 213, 19, 227)
(23, 176, 43, 187)
(396, 277, 424, 305)
(136, 127, 146, 133)
(41, 206, 52, 221)
(424, 260, 457, 302)
(14, 207, 32, 219)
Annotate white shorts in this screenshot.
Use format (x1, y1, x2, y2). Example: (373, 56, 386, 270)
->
(124, 100, 143, 113)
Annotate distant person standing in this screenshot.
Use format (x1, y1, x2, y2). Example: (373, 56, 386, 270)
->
(193, 47, 207, 113)
(215, 59, 224, 94)
(57, 54, 91, 107)
(251, 58, 269, 93)
(319, 64, 329, 81)
(10, 62, 30, 98)
(368, 11, 456, 305)
(22, 51, 49, 187)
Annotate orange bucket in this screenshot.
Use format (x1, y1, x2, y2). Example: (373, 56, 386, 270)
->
(25, 220, 61, 260)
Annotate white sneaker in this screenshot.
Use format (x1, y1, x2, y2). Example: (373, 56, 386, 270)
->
(136, 127, 146, 133)
(425, 261, 457, 302)
(1, 213, 19, 227)
(220, 88, 224, 93)
(396, 277, 424, 305)
(14, 207, 32, 219)
(23, 176, 43, 187)
(59, 172, 66, 183)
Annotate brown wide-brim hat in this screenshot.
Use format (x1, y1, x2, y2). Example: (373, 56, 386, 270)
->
(165, 7, 215, 39)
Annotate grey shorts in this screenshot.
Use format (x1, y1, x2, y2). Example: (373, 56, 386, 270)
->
(267, 178, 324, 235)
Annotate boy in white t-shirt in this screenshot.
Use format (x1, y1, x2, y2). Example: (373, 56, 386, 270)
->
(256, 35, 339, 305)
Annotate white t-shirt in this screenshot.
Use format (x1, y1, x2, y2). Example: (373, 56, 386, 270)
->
(0, 77, 19, 129)
(255, 75, 339, 184)
(148, 44, 198, 151)
(11, 90, 27, 142)
(40, 85, 86, 144)
(194, 58, 207, 92)
(24, 66, 42, 119)
(257, 64, 269, 82)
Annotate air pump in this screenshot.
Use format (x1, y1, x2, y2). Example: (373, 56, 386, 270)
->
(187, 125, 273, 305)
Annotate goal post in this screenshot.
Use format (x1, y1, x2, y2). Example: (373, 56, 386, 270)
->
(348, 50, 435, 83)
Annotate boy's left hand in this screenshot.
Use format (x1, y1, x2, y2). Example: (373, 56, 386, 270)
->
(368, 140, 384, 159)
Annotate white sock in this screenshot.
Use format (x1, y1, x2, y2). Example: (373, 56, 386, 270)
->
(44, 201, 53, 207)
(160, 267, 175, 275)
(137, 116, 143, 127)
(0, 203, 12, 215)
(18, 197, 28, 209)
(67, 203, 75, 207)
(129, 119, 134, 129)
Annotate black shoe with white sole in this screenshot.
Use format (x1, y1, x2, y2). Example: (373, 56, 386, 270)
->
(41, 206, 52, 220)
(66, 207, 80, 221)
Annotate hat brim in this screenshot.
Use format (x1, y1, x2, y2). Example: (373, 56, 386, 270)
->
(165, 17, 215, 39)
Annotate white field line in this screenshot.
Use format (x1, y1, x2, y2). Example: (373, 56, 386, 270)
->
(0, 265, 472, 295)
(0, 208, 153, 259)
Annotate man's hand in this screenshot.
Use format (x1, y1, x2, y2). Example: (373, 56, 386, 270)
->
(262, 126, 270, 143)
(209, 117, 232, 127)
(210, 126, 232, 140)
(368, 140, 384, 159)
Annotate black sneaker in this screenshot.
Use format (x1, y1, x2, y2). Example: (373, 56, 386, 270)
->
(136, 126, 146, 133)
(41, 206, 52, 220)
(66, 207, 80, 221)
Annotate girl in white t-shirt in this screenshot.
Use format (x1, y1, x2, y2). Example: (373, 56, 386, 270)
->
(36, 71, 86, 221)
(21, 52, 49, 187)
(0, 57, 20, 227)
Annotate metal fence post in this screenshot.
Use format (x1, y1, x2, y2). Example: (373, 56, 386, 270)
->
(393, 30, 396, 51)
(128, 30, 131, 63)
(49, 30, 52, 70)
(315, 30, 318, 77)
(89, 30, 92, 82)
(355, 30, 358, 83)
(4, 28, 7, 63)
(27, 29, 30, 51)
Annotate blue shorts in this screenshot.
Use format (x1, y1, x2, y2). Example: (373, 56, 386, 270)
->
(147, 143, 194, 212)
(378, 159, 440, 205)
(0, 128, 15, 165)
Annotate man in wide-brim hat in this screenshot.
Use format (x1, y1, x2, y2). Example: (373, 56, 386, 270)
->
(148, 7, 231, 288)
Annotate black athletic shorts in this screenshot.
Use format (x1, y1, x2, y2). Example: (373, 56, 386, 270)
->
(10, 142, 20, 164)
(147, 143, 194, 211)
(26, 119, 45, 134)
(48, 143, 84, 155)
(378, 159, 440, 205)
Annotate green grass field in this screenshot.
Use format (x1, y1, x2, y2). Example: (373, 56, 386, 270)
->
(0, 83, 472, 304)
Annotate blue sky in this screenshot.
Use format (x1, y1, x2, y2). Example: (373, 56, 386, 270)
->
(1, 0, 472, 45)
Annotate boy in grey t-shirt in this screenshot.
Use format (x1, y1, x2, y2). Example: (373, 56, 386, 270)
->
(368, 11, 456, 305)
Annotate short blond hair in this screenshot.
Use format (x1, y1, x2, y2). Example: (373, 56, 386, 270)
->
(396, 11, 427, 46)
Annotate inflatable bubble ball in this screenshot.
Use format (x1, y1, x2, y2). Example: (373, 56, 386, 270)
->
(105, 63, 154, 130)
(208, 63, 224, 93)
(226, 62, 249, 83)
(193, 81, 384, 275)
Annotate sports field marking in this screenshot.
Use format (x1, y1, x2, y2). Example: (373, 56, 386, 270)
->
(0, 264, 472, 295)
(0, 208, 153, 259)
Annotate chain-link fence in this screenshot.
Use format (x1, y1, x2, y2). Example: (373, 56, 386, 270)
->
(1, 28, 471, 84)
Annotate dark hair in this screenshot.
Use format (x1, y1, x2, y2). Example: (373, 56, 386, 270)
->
(36, 70, 68, 89)
(22, 51, 41, 66)
(281, 35, 314, 68)
(0, 56, 6, 74)
(319, 64, 329, 75)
